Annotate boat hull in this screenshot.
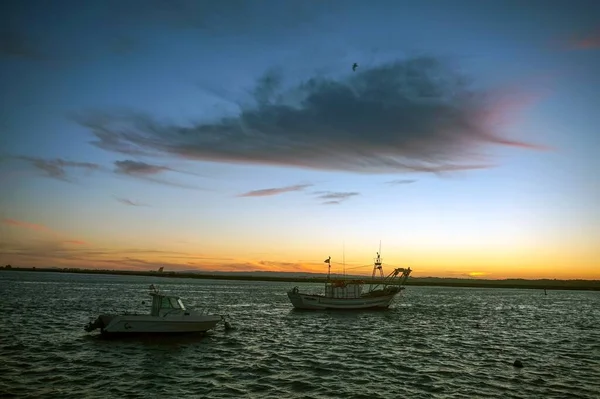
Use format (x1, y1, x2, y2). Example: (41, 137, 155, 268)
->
(287, 291, 399, 310)
(86, 314, 222, 336)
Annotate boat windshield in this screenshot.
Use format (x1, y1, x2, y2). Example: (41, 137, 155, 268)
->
(160, 296, 183, 310)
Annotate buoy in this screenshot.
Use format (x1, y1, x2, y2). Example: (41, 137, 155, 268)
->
(513, 360, 523, 368)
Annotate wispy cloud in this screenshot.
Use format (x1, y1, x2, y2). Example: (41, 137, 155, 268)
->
(114, 160, 169, 176)
(0, 240, 277, 272)
(314, 191, 359, 205)
(17, 156, 100, 182)
(238, 183, 312, 197)
(112, 159, 204, 189)
(2, 218, 50, 232)
(9, 155, 201, 189)
(3, 218, 88, 246)
(566, 29, 600, 50)
(253, 260, 333, 273)
(386, 179, 416, 185)
(114, 196, 149, 207)
(0, 238, 344, 273)
(62, 240, 87, 245)
(75, 56, 547, 175)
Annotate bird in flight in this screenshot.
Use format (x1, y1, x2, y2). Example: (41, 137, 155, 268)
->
(352, 63, 358, 72)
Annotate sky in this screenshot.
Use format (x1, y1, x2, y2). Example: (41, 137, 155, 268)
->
(1, 0, 599, 279)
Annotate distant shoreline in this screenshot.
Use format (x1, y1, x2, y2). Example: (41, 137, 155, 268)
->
(2, 266, 599, 291)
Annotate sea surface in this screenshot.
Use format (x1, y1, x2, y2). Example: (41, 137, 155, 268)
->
(0, 271, 599, 399)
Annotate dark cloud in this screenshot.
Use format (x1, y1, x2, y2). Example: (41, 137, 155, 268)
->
(76, 56, 545, 175)
(0, 0, 55, 61)
(314, 191, 359, 205)
(114, 160, 169, 176)
(317, 192, 360, 200)
(113, 159, 205, 190)
(17, 156, 100, 182)
(238, 183, 312, 197)
(9, 155, 201, 189)
(113, 159, 203, 178)
(114, 196, 149, 207)
(0, 30, 42, 60)
(386, 179, 416, 185)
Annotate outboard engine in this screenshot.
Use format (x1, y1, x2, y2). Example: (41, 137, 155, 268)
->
(84, 315, 114, 332)
(84, 317, 104, 332)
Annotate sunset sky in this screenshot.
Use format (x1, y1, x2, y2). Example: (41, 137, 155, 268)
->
(1, 0, 599, 279)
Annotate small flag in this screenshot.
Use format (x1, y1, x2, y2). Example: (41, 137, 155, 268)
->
(324, 257, 331, 264)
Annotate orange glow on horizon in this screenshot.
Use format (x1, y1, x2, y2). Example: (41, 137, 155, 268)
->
(1, 241, 598, 280)
(2, 217, 598, 280)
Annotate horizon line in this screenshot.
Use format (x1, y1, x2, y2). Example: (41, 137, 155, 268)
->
(2, 265, 599, 282)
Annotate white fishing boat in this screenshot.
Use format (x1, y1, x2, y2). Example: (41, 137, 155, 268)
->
(84, 284, 228, 337)
(287, 252, 412, 310)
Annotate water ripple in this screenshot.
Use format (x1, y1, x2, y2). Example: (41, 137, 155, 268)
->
(1, 272, 599, 398)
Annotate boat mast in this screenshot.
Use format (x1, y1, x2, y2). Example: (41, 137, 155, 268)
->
(343, 242, 346, 279)
(325, 256, 331, 280)
(369, 241, 384, 292)
(324, 256, 331, 293)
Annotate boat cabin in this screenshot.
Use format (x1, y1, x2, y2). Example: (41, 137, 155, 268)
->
(149, 292, 186, 316)
(325, 281, 363, 299)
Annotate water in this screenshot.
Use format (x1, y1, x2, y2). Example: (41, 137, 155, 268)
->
(1, 271, 599, 398)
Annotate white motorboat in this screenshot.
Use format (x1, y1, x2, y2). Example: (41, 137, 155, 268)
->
(287, 252, 412, 310)
(84, 284, 227, 337)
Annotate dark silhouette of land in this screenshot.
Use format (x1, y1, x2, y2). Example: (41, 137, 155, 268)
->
(2, 265, 599, 291)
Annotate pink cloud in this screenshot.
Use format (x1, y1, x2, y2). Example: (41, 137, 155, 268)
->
(552, 29, 600, 51)
(570, 32, 600, 50)
(473, 81, 555, 152)
(3, 218, 89, 246)
(2, 218, 50, 232)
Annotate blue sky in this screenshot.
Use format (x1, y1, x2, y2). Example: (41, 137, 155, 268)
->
(1, 0, 599, 278)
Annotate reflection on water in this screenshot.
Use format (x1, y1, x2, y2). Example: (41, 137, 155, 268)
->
(1, 271, 599, 398)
